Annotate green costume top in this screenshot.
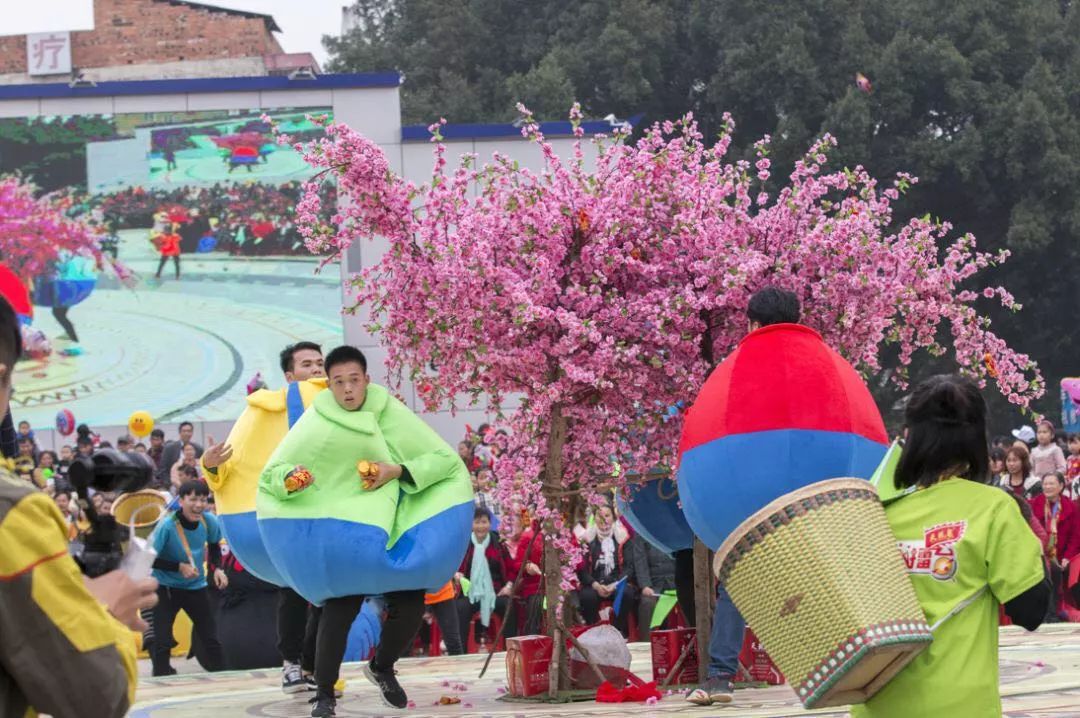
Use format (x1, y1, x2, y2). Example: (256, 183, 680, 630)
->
(256, 384, 474, 604)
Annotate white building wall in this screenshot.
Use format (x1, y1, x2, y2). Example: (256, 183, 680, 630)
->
(0, 81, 602, 447)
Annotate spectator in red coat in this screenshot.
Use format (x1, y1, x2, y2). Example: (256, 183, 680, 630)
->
(1030, 472, 1080, 619)
(454, 508, 517, 645)
(507, 511, 544, 635)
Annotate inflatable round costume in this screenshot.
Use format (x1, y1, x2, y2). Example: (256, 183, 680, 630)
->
(617, 476, 694, 555)
(206, 378, 327, 586)
(677, 323, 889, 550)
(257, 384, 474, 605)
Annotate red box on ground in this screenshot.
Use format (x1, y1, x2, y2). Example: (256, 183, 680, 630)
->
(506, 635, 554, 697)
(737, 628, 784, 685)
(650, 628, 698, 686)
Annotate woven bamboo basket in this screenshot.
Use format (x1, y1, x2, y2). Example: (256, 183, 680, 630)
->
(714, 478, 931, 709)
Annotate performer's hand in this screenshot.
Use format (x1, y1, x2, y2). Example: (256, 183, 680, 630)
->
(85, 571, 159, 632)
(214, 568, 229, 590)
(202, 437, 233, 470)
(179, 563, 199, 579)
(362, 463, 403, 491)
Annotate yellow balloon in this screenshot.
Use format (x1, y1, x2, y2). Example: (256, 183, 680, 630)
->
(128, 410, 154, 438)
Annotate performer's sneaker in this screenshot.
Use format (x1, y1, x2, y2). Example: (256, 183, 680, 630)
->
(363, 662, 408, 709)
(308, 692, 336, 717)
(283, 662, 306, 694)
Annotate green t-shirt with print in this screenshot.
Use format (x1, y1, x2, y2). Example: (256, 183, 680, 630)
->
(852, 479, 1044, 718)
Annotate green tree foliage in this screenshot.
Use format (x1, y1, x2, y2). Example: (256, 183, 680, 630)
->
(328, 0, 1080, 427)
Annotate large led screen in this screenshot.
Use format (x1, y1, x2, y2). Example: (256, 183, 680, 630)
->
(2, 108, 342, 428)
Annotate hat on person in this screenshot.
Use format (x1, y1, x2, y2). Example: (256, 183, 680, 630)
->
(1012, 425, 1036, 444)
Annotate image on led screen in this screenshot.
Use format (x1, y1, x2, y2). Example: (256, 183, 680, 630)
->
(1, 108, 342, 428)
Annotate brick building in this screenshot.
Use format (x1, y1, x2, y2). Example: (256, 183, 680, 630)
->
(0, 0, 318, 84)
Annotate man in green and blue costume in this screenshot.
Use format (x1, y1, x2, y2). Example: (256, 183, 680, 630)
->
(258, 346, 473, 718)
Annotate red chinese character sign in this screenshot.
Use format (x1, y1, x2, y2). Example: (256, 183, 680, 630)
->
(27, 32, 72, 76)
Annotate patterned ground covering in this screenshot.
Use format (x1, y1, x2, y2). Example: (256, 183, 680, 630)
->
(13, 230, 342, 427)
(131, 625, 1080, 717)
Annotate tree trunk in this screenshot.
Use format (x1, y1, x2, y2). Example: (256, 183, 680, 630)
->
(693, 539, 714, 684)
(541, 404, 570, 698)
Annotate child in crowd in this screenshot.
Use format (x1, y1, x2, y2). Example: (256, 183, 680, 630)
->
(1031, 420, 1067, 479)
(16, 420, 35, 448)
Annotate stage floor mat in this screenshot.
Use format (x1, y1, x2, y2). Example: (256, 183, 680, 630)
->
(131, 624, 1080, 717)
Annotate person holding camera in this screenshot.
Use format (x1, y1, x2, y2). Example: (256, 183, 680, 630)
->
(0, 297, 158, 718)
(148, 479, 228, 676)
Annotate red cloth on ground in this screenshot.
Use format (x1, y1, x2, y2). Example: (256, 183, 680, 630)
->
(595, 679, 662, 703)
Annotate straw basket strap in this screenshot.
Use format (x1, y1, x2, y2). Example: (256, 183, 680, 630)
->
(714, 478, 931, 709)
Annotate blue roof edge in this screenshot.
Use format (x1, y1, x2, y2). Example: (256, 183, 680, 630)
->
(0, 72, 403, 100)
(401, 114, 644, 142)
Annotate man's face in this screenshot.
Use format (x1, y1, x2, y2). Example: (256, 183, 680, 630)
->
(287, 348, 325, 382)
(179, 424, 194, 442)
(328, 361, 369, 411)
(179, 491, 208, 521)
(60, 446, 73, 462)
(150, 435, 163, 449)
(17, 421, 29, 435)
(17, 439, 32, 457)
(77, 442, 93, 457)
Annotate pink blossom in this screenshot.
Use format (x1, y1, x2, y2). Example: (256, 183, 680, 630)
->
(279, 106, 1042, 600)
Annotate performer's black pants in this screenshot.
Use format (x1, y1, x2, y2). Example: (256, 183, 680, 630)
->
(430, 598, 464, 655)
(673, 548, 696, 626)
(278, 586, 319, 671)
(454, 595, 514, 644)
(151, 585, 224, 676)
(578, 584, 638, 637)
(156, 255, 180, 279)
(315, 590, 425, 694)
(51, 306, 78, 343)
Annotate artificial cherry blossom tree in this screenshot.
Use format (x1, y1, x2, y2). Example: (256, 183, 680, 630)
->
(0, 175, 109, 279)
(279, 106, 1041, 692)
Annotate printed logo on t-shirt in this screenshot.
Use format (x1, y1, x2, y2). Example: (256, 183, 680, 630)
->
(898, 521, 967, 581)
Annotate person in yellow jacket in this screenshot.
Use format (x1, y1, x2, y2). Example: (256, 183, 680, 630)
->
(201, 341, 330, 694)
(0, 296, 158, 718)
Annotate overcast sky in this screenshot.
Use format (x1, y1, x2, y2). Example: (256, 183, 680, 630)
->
(201, 0, 344, 67)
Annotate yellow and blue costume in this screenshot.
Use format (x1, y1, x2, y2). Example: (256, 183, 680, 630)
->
(204, 378, 327, 585)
